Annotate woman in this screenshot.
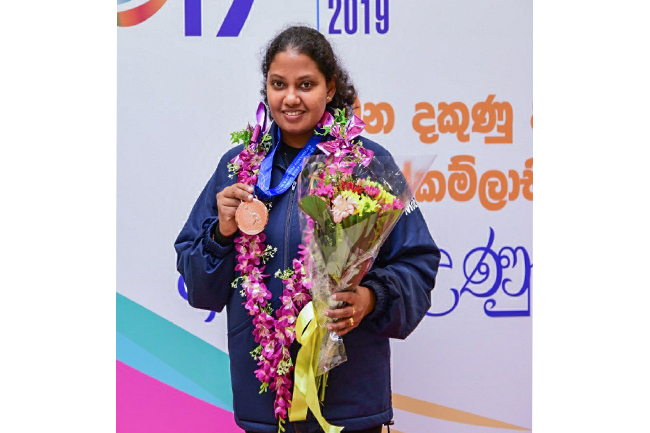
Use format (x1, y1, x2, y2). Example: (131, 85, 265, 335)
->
(175, 26, 440, 433)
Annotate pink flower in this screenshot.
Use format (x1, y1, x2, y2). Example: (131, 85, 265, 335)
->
(280, 295, 297, 315)
(253, 322, 272, 341)
(273, 395, 288, 419)
(230, 153, 243, 166)
(249, 266, 267, 282)
(255, 311, 274, 326)
(331, 194, 356, 223)
(235, 243, 249, 256)
(297, 244, 310, 261)
(277, 314, 296, 329)
(250, 153, 265, 167)
(292, 258, 304, 274)
(238, 173, 257, 185)
(243, 298, 260, 316)
(364, 184, 381, 197)
(293, 291, 310, 308)
(262, 339, 280, 359)
(247, 281, 271, 303)
(273, 328, 288, 345)
(274, 375, 291, 391)
(235, 257, 259, 273)
(254, 360, 275, 383)
(253, 312, 275, 341)
(314, 183, 334, 198)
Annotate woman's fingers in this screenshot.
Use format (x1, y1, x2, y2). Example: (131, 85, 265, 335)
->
(324, 306, 354, 320)
(217, 183, 254, 202)
(218, 196, 245, 208)
(229, 183, 255, 201)
(327, 318, 351, 332)
(324, 286, 374, 336)
(325, 303, 358, 336)
(215, 183, 255, 237)
(331, 291, 355, 304)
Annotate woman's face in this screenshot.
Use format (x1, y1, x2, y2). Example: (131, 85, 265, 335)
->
(266, 50, 335, 147)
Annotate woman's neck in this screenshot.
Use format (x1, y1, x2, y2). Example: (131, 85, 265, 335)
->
(280, 129, 314, 149)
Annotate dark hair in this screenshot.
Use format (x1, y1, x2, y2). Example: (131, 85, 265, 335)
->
(261, 26, 357, 117)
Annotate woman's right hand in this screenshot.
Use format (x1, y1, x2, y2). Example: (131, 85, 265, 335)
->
(216, 183, 255, 237)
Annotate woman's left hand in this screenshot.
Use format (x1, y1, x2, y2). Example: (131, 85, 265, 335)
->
(324, 285, 377, 337)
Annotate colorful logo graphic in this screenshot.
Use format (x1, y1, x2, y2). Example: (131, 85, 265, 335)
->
(117, 0, 256, 37)
(117, 0, 169, 27)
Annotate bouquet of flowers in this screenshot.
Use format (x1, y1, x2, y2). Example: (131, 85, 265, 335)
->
(296, 110, 415, 378)
(287, 109, 436, 430)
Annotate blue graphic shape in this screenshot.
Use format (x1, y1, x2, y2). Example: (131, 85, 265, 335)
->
(439, 248, 452, 269)
(117, 331, 232, 410)
(178, 274, 188, 300)
(484, 245, 532, 317)
(460, 228, 502, 298)
(329, 0, 342, 34)
(117, 0, 133, 5)
(427, 288, 460, 317)
(185, 0, 201, 36)
(427, 228, 532, 317)
(217, 0, 255, 37)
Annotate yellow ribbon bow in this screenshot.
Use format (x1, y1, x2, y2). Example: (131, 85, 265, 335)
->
(289, 301, 344, 433)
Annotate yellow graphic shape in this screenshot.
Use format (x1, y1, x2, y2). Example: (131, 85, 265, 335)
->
(392, 393, 530, 430)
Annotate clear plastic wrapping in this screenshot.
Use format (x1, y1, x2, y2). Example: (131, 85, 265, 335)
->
(297, 154, 424, 375)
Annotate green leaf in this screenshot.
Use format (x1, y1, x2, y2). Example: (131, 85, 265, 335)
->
(230, 127, 252, 146)
(340, 209, 375, 229)
(298, 196, 332, 228)
(321, 223, 356, 282)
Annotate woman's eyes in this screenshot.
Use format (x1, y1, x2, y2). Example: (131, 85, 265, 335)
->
(270, 81, 314, 90)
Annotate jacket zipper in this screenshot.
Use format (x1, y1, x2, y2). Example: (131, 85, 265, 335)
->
(284, 180, 297, 269)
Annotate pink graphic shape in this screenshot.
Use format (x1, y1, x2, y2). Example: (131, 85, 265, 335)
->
(116, 361, 243, 433)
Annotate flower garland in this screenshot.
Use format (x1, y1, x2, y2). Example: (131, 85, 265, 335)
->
(227, 103, 371, 431)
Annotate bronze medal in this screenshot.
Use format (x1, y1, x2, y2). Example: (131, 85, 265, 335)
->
(235, 198, 269, 235)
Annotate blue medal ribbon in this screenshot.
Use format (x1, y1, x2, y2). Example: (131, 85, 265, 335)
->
(255, 127, 321, 201)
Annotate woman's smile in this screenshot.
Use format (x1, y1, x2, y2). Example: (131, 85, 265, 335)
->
(282, 110, 305, 119)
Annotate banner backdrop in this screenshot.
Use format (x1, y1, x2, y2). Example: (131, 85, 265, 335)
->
(117, 1, 532, 432)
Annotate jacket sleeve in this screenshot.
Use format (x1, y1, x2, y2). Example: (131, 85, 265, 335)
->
(360, 201, 440, 339)
(174, 151, 239, 312)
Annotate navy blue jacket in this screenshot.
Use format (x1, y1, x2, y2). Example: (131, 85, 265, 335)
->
(174, 123, 440, 432)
